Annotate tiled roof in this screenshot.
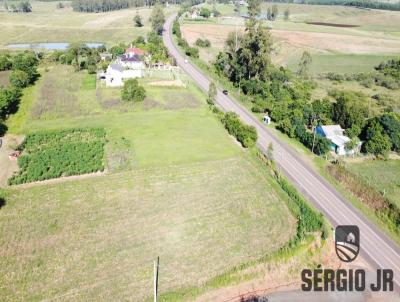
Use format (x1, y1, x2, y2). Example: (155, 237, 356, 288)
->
(108, 62, 124, 72)
(120, 54, 142, 62)
(126, 47, 146, 56)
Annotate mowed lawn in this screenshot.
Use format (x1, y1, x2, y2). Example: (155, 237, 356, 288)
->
(347, 160, 400, 208)
(0, 157, 295, 301)
(0, 64, 296, 300)
(0, 2, 177, 48)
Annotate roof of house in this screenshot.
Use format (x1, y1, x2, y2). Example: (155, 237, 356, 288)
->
(108, 62, 124, 72)
(126, 47, 146, 56)
(120, 54, 143, 62)
(329, 135, 350, 148)
(319, 125, 344, 137)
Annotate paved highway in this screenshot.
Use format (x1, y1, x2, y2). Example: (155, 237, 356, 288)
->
(163, 14, 400, 291)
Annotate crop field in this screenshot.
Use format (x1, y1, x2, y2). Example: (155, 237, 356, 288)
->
(0, 1, 177, 48)
(8, 128, 106, 185)
(0, 60, 297, 300)
(181, 3, 400, 74)
(347, 160, 400, 208)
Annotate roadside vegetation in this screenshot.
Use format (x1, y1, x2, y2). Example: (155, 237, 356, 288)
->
(174, 1, 400, 242)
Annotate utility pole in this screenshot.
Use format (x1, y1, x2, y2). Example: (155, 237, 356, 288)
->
(153, 257, 159, 302)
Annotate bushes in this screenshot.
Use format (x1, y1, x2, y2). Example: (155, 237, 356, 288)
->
(8, 128, 106, 185)
(9, 70, 30, 88)
(195, 38, 211, 48)
(172, 19, 182, 38)
(257, 150, 329, 242)
(184, 46, 199, 58)
(222, 112, 257, 148)
(121, 79, 146, 102)
(173, 17, 200, 58)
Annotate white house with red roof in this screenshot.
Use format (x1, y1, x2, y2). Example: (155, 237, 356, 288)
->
(104, 46, 146, 87)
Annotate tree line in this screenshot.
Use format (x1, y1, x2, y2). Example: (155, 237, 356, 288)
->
(71, 0, 198, 12)
(3, 1, 32, 13)
(0, 52, 40, 136)
(258, 0, 400, 11)
(211, 0, 400, 158)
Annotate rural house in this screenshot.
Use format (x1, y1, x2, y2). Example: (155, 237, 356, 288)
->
(316, 125, 359, 156)
(103, 46, 146, 87)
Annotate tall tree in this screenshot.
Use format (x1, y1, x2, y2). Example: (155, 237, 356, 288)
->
(297, 51, 312, 79)
(271, 5, 278, 21)
(238, 0, 273, 80)
(284, 8, 290, 21)
(150, 4, 165, 35)
(134, 11, 143, 27)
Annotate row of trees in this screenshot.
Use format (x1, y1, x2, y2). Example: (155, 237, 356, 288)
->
(173, 17, 200, 58)
(222, 112, 258, 148)
(72, 0, 147, 12)
(71, 0, 194, 12)
(49, 43, 102, 73)
(262, 0, 400, 11)
(211, 0, 399, 158)
(0, 52, 40, 135)
(4, 1, 32, 13)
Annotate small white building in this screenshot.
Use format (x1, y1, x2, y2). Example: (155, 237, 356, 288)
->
(316, 125, 359, 156)
(262, 115, 271, 125)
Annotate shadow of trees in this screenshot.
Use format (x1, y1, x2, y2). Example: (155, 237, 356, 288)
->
(0, 197, 5, 209)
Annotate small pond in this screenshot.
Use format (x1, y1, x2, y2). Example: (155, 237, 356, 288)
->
(7, 42, 105, 50)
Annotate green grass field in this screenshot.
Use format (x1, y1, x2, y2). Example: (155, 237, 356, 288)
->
(0, 156, 295, 301)
(0, 64, 296, 300)
(347, 160, 400, 208)
(181, 3, 400, 74)
(0, 1, 177, 48)
(286, 53, 399, 75)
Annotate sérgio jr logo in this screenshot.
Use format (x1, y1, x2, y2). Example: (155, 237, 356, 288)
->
(335, 225, 360, 263)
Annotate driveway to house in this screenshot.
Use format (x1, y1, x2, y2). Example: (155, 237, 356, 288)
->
(163, 14, 400, 292)
(0, 135, 23, 187)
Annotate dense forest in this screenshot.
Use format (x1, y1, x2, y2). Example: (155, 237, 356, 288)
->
(71, 0, 203, 12)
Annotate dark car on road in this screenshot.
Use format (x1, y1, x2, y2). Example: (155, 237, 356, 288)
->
(222, 90, 228, 95)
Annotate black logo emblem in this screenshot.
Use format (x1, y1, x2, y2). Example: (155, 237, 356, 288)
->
(335, 225, 360, 262)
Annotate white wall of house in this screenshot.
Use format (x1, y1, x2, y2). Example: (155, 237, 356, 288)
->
(105, 68, 123, 87)
(120, 60, 145, 69)
(105, 69, 143, 87)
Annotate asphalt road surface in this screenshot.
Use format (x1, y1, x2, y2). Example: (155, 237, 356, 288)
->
(163, 14, 400, 292)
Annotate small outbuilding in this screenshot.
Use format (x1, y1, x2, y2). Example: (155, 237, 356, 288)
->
(316, 125, 360, 156)
(262, 115, 271, 125)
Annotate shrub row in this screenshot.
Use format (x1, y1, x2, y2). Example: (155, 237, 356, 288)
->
(9, 128, 106, 185)
(195, 38, 211, 48)
(327, 163, 400, 235)
(222, 112, 257, 148)
(257, 150, 329, 241)
(173, 17, 200, 59)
